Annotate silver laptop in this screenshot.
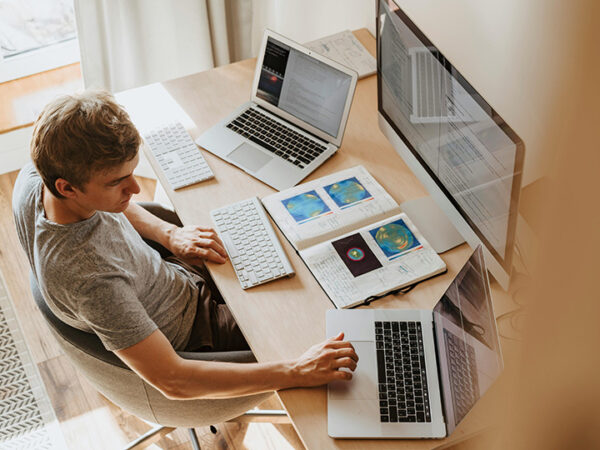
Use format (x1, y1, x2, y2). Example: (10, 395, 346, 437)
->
(326, 245, 503, 438)
(196, 29, 358, 191)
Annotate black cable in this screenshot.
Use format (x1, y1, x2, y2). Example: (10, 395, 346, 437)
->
(497, 308, 526, 341)
(349, 281, 420, 308)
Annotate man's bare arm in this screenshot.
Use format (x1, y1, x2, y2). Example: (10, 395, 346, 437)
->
(115, 329, 358, 400)
(123, 202, 227, 264)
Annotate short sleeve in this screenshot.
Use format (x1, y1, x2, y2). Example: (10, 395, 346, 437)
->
(77, 274, 158, 351)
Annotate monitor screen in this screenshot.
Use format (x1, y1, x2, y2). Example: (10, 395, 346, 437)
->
(433, 246, 503, 433)
(257, 36, 353, 138)
(377, 0, 524, 276)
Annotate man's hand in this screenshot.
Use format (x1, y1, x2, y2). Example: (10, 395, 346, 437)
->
(167, 225, 228, 264)
(288, 332, 358, 387)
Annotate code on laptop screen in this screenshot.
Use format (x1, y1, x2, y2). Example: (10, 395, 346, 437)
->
(257, 37, 353, 138)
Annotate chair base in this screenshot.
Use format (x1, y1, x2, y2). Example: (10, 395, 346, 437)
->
(124, 409, 289, 449)
(125, 425, 175, 449)
(228, 408, 291, 424)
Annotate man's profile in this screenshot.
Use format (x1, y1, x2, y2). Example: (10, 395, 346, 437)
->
(13, 90, 358, 399)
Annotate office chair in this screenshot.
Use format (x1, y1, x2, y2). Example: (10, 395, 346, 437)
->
(27, 203, 288, 449)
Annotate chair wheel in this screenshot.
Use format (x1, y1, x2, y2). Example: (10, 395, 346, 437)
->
(210, 425, 217, 434)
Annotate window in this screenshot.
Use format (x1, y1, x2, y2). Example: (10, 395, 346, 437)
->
(0, 0, 79, 83)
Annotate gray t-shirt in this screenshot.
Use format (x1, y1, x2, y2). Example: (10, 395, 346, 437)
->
(12, 163, 200, 351)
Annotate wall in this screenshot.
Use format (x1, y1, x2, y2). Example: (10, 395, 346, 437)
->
(395, 0, 573, 185)
(250, 0, 376, 54)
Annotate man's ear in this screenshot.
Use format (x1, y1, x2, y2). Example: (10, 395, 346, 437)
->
(54, 178, 80, 199)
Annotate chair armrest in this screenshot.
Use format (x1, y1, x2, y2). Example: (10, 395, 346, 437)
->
(176, 350, 256, 363)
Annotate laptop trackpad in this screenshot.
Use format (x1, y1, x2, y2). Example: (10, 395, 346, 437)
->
(329, 341, 378, 400)
(227, 142, 272, 173)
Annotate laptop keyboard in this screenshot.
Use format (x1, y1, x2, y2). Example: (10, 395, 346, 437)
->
(443, 329, 480, 424)
(226, 108, 328, 169)
(375, 321, 431, 423)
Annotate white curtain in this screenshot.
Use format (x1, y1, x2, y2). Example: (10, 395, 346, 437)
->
(74, 0, 375, 93)
(74, 0, 238, 92)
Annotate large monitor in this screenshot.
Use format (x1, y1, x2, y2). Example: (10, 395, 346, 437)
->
(377, 0, 524, 290)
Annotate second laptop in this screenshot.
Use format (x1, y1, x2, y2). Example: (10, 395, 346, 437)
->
(196, 29, 358, 191)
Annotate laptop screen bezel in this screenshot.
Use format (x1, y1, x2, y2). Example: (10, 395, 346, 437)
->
(250, 29, 358, 147)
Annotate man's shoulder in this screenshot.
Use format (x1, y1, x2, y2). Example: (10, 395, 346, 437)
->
(12, 163, 41, 217)
(12, 163, 43, 256)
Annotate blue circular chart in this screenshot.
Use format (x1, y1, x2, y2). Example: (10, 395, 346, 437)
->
(325, 177, 371, 207)
(371, 220, 419, 257)
(282, 191, 330, 223)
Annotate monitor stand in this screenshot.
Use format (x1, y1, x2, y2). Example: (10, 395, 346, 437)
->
(401, 196, 464, 254)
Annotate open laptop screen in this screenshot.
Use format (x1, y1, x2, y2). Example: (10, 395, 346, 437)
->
(432, 246, 502, 434)
(256, 36, 353, 138)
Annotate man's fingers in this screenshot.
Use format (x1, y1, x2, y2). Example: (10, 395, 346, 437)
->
(333, 370, 353, 381)
(197, 230, 224, 247)
(327, 340, 355, 350)
(330, 332, 344, 341)
(332, 357, 357, 371)
(196, 238, 227, 257)
(334, 347, 359, 362)
(192, 247, 227, 264)
(195, 226, 216, 233)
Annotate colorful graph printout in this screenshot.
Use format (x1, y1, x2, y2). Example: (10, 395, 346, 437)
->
(332, 233, 382, 277)
(281, 190, 331, 224)
(369, 219, 422, 259)
(324, 177, 373, 209)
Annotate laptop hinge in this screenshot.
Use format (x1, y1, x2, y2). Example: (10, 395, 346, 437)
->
(431, 319, 449, 431)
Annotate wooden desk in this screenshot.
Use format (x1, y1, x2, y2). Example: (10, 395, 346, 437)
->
(120, 29, 519, 450)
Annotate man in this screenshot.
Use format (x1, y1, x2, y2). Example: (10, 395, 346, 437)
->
(13, 90, 357, 400)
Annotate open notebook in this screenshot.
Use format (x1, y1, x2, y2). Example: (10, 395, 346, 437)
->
(262, 166, 446, 308)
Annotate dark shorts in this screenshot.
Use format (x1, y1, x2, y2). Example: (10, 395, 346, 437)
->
(167, 256, 249, 352)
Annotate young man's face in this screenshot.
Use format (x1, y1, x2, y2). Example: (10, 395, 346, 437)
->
(76, 153, 141, 213)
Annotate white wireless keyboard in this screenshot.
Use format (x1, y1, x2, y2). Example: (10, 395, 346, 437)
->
(211, 197, 295, 289)
(144, 122, 214, 190)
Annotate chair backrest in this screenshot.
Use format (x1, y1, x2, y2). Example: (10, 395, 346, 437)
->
(30, 273, 271, 427)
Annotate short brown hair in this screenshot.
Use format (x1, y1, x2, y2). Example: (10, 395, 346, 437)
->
(31, 90, 141, 198)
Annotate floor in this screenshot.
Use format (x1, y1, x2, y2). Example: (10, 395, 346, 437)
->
(0, 63, 82, 134)
(0, 170, 304, 449)
(0, 0, 80, 133)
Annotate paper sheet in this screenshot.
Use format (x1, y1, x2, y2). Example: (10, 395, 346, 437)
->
(305, 30, 377, 79)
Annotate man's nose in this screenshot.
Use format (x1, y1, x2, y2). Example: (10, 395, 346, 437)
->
(126, 176, 141, 195)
